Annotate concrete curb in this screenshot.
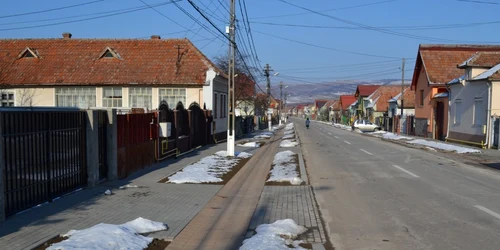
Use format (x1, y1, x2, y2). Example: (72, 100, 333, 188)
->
(289, 126, 309, 185)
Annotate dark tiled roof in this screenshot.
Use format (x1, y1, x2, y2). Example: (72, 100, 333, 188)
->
(0, 37, 223, 86)
(355, 85, 380, 97)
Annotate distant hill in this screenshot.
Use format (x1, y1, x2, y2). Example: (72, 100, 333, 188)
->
(261, 79, 411, 104)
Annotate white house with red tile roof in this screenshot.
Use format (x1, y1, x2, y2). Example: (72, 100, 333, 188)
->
(0, 33, 229, 134)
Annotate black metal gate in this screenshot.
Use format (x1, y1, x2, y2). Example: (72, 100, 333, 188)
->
(2, 110, 87, 217)
(494, 118, 499, 149)
(97, 111, 107, 181)
(189, 102, 206, 148)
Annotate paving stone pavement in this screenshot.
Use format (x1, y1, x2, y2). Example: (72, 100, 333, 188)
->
(246, 185, 326, 244)
(0, 140, 257, 250)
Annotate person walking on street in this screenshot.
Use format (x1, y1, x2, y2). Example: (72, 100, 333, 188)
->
(306, 118, 310, 129)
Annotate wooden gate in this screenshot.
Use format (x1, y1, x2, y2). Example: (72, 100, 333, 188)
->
(435, 102, 445, 140)
(189, 102, 207, 148)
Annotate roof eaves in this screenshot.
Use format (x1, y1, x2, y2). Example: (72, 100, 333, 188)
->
(473, 63, 500, 80)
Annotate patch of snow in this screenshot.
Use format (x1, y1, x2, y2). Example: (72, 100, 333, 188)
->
(237, 142, 260, 148)
(371, 130, 387, 134)
(408, 139, 481, 154)
(284, 130, 294, 135)
(333, 123, 352, 131)
(425, 146, 437, 152)
(240, 219, 307, 250)
(282, 134, 295, 140)
(119, 184, 139, 189)
(104, 190, 112, 195)
(285, 123, 294, 130)
(382, 133, 411, 140)
(49, 218, 167, 250)
(254, 134, 271, 139)
(168, 151, 251, 183)
(280, 139, 299, 148)
(268, 151, 302, 185)
(122, 217, 168, 234)
(237, 152, 253, 159)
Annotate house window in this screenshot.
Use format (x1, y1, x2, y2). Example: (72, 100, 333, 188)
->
(214, 93, 218, 118)
(454, 99, 461, 124)
(129, 87, 152, 109)
(102, 87, 122, 107)
(419, 90, 424, 106)
(159, 88, 186, 109)
(1, 91, 15, 107)
(56, 87, 96, 108)
(473, 97, 485, 125)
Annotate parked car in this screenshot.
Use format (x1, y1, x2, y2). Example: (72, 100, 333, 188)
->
(352, 119, 381, 132)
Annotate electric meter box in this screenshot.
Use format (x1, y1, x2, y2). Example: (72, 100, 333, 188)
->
(159, 122, 171, 137)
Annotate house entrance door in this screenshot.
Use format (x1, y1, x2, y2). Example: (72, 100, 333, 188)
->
(435, 101, 445, 140)
(493, 118, 499, 149)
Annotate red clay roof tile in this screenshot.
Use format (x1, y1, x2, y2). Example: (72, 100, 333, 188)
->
(339, 95, 357, 110)
(0, 38, 223, 86)
(355, 85, 380, 97)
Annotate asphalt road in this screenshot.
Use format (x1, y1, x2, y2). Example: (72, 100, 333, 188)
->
(293, 118, 500, 250)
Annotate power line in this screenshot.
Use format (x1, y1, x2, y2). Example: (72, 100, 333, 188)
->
(252, 0, 395, 20)
(251, 20, 500, 31)
(254, 29, 403, 59)
(0, 1, 181, 32)
(278, 59, 406, 71)
(239, 0, 263, 68)
(276, 0, 500, 44)
(185, 0, 232, 43)
(0, 0, 104, 19)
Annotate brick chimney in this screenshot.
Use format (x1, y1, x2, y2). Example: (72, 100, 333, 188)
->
(62, 32, 72, 39)
(151, 35, 161, 40)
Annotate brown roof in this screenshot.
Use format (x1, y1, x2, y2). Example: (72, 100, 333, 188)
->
(368, 85, 406, 112)
(459, 52, 500, 68)
(401, 87, 416, 108)
(412, 44, 500, 88)
(330, 100, 341, 111)
(339, 95, 357, 110)
(322, 100, 337, 109)
(355, 85, 380, 97)
(0, 36, 223, 86)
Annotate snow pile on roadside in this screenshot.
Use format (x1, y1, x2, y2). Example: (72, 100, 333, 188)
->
(48, 218, 167, 250)
(254, 131, 274, 139)
(408, 139, 481, 154)
(333, 123, 352, 131)
(280, 139, 299, 148)
(240, 219, 307, 250)
(273, 125, 285, 131)
(282, 134, 295, 139)
(237, 142, 261, 148)
(268, 151, 302, 185)
(284, 130, 294, 135)
(168, 151, 252, 183)
(285, 123, 294, 130)
(382, 133, 411, 140)
(372, 130, 387, 134)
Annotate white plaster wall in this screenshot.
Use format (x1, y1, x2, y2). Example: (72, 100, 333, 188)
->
(14, 87, 55, 106)
(449, 81, 488, 136)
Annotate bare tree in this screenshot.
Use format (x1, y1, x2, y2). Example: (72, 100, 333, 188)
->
(17, 89, 36, 106)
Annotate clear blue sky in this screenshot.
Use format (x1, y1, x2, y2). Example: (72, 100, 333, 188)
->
(1, 0, 499, 87)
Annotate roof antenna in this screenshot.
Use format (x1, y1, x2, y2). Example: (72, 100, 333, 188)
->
(175, 45, 187, 74)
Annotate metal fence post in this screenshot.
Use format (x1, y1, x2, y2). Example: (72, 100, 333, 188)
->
(86, 110, 99, 187)
(106, 109, 118, 181)
(0, 113, 5, 222)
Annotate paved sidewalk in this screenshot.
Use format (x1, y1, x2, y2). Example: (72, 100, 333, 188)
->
(0, 139, 256, 250)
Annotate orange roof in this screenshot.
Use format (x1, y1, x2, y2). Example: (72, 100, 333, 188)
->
(0, 35, 223, 86)
(355, 85, 380, 97)
(322, 100, 337, 109)
(412, 44, 500, 88)
(368, 85, 407, 112)
(459, 52, 500, 68)
(330, 100, 341, 111)
(339, 95, 357, 110)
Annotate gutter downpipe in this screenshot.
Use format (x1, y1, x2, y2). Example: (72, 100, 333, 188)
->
(445, 83, 451, 140)
(487, 81, 493, 149)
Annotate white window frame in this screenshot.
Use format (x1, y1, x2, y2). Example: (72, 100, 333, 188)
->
(129, 87, 152, 109)
(1, 91, 15, 107)
(159, 88, 186, 110)
(454, 99, 461, 125)
(102, 87, 123, 108)
(473, 97, 484, 126)
(56, 87, 96, 108)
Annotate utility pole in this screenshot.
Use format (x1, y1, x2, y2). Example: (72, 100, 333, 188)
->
(399, 58, 405, 136)
(401, 58, 405, 116)
(226, 0, 236, 156)
(279, 81, 283, 125)
(264, 63, 273, 131)
(284, 92, 288, 122)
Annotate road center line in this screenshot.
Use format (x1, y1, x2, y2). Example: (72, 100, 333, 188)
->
(334, 136, 339, 139)
(392, 165, 420, 178)
(360, 149, 373, 155)
(344, 140, 351, 145)
(328, 132, 332, 135)
(475, 205, 500, 220)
